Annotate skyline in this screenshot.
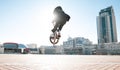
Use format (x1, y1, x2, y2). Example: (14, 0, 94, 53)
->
(0, 0, 120, 46)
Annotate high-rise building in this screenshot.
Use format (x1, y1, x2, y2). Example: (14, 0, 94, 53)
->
(97, 6, 117, 44)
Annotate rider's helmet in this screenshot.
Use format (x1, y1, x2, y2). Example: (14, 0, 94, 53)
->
(54, 6, 63, 14)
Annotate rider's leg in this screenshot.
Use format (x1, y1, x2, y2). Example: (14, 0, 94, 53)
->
(59, 24, 64, 31)
(51, 22, 60, 38)
(57, 23, 64, 37)
(57, 24, 64, 37)
(58, 21, 66, 37)
(59, 21, 66, 31)
(51, 23, 60, 33)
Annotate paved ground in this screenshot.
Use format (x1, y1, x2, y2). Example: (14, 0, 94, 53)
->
(0, 54, 120, 70)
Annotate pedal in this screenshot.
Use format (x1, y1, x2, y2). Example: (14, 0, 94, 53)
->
(58, 34, 61, 37)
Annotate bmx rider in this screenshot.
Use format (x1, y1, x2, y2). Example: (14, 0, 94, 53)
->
(51, 6, 70, 37)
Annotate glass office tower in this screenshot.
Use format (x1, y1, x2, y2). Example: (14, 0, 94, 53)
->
(97, 6, 117, 44)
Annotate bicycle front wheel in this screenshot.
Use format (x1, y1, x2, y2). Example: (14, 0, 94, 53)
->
(49, 34, 59, 44)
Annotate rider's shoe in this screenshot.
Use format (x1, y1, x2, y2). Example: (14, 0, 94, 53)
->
(58, 32, 61, 37)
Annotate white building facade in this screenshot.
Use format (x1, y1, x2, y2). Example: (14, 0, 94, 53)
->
(0, 44, 4, 54)
(40, 45, 64, 54)
(96, 42, 120, 55)
(63, 37, 94, 55)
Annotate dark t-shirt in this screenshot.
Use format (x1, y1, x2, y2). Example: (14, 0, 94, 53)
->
(54, 10, 70, 22)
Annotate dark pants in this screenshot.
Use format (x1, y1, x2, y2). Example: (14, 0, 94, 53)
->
(52, 21, 66, 33)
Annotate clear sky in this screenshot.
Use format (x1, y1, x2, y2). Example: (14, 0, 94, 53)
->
(0, 0, 120, 46)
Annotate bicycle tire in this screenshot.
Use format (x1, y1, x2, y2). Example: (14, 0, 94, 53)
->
(49, 33, 59, 44)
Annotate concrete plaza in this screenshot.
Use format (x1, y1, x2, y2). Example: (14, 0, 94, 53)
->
(0, 54, 120, 70)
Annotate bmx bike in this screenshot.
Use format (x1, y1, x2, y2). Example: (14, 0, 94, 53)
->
(49, 23, 61, 44)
